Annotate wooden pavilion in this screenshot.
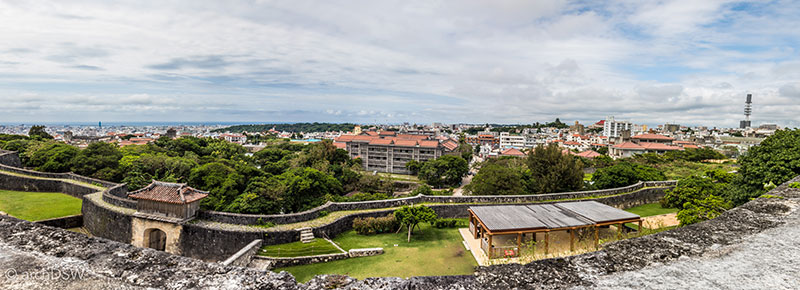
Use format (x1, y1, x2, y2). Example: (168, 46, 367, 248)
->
(468, 201, 642, 259)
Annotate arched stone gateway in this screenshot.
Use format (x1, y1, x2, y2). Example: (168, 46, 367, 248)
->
(130, 218, 183, 254)
(145, 228, 167, 251)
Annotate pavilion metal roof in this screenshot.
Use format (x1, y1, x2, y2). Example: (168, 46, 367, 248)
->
(555, 201, 641, 224)
(470, 201, 640, 232)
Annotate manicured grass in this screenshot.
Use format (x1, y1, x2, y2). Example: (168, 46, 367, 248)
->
(274, 222, 477, 282)
(259, 238, 343, 257)
(0, 190, 82, 221)
(625, 203, 678, 217)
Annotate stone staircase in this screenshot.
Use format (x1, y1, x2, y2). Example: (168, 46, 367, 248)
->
(299, 227, 314, 243)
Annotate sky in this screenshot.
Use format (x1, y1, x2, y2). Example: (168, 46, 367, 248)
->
(1, 0, 799, 128)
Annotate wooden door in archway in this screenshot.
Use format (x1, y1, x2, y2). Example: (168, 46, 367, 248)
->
(148, 229, 166, 251)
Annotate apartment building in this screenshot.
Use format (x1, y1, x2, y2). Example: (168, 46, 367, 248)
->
(336, 131, 458, 174)
(499, 132, 526, 148)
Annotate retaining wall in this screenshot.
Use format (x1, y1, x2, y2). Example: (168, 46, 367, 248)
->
(0, 150, 22, 167)
(221, 239, 263, 267)
(199, 181, 676, 226)
(255, 252, 350, 268)
(81, 194, 133, 244)
(0, 171, 103, 198)
(186, 185, 673, 261)
(35, 214, 84, 228)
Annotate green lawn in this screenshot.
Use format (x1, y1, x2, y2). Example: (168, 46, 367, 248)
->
(259, 238, 343, 257)
(274, 222, 477, 282)
(0, 190, 82, 221)
(625, 203, 678, 217)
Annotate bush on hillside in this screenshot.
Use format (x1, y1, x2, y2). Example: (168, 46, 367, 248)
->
(352, 215, 399, 235)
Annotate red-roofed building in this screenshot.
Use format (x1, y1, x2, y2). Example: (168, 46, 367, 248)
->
(128, 181, 208, 220)
(610, 141, 683, 158)
(499, 148, 526, 157)
(575, 150, 602, 159)
(631, 133, 674, 144)
(338, 131, 457, 174)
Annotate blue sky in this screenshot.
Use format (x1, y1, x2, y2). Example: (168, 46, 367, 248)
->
(1, 0, 799, 127)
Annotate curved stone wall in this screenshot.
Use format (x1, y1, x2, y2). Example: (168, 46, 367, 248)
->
(0, 150, 22, 167)
(183, 186, 673, 261)
(198, 181, 676, 226)
(81, 193, 134, 244)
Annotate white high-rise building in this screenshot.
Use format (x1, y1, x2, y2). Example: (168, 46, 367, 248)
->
(603, 116, 633, 138)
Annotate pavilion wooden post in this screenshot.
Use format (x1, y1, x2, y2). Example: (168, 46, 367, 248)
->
(544, 231, 550, 255)
(617, 223, 623, 240)
(516, 233, 522, 253)
(569, 228, 575, 252)
(594, 226, 599, 250)
(638, 220, 643, 235)
(488, 234, 493, 259)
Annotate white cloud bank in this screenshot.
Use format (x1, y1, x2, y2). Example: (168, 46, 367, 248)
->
(0, 0, 799, 127)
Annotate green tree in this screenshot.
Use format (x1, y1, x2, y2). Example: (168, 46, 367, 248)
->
(662, 175, 718, 209)
(405, 160, 422, 175)
(457, 142, 473, 162)
(23, 142, 79, 172)
(592, 161, 665, 189)
(189, 162, 243, 210)
(28, 125, 53, 140)
(526, 144, 584, 193)
(737, 129, 800, 194)
(418, 155, 469, 188)
(71, 142, 123, 180)
(466, 162, 526, 195)
(394, 205, 438, 242)
(281, 168, 343, 213)
(676, 195, 732, 226)
(224, 176, 285, 214)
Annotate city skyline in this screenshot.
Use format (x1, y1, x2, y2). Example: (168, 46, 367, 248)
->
(1, 1, 800, 127)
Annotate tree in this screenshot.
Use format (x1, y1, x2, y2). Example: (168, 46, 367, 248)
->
(189, 162, 243, 210)
(596, 146, 609, 155)
(394, 205, 438, 242)
(224, 176, 285, 214)
(457, 143, 473, 162)
(27, 142, 79, 172)
(71, 142, 123, 180)
(526, 144, 584, 193)
(405, 160, 422, 175)
(662, 175, 718, 209)
(736, 129, 800, 194)
(466, 162, 526, 195)
(592, 161, 665, 189)
(28, 125, 53, 140)
(418, 155, 469, 188)
(281, 168, 343, 213)
(676, 195, 732, 226)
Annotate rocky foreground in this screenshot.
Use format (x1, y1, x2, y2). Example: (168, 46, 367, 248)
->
(1, 177, 798, 289)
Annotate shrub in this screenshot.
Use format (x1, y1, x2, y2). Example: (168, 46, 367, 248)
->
(433, 218, 461, 228)
(318, 210, 329, 217)
(788, 182, 800, 189)
(411, 184, 433, 195)
(352, 215, 399, 235)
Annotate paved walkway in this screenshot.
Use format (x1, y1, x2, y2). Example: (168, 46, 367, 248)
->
(458, 228, 488, 266)
(642, 213, 679, 228)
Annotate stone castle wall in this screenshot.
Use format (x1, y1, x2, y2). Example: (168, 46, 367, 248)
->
(184, 186, 672, 261)
(199, 181, 676, 226)
(0, 150, 22, 167)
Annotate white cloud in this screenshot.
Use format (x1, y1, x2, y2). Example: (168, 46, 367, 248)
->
(0, 0, 798, 127)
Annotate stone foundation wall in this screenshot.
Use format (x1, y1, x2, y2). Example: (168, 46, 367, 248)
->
(35, 214, 83, 229)
(255, 252, 350, 268)
(180, 223, 269, 261)
(348, 248, 383, 257)
(81, 194, 133, 244)
(0, 150, 21, 167)
(222, 239, 263, 267)
(0, 171, 101, 198)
